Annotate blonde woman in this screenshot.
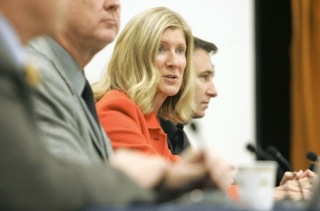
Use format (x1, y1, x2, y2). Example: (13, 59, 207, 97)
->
(94, 7, 196, 162)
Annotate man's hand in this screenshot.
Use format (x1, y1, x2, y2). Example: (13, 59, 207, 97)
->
(279, 169, 316, 185)
(203, 148, 235, 192)
(274, 169, 318, 201)
(110, 147, 235, 200)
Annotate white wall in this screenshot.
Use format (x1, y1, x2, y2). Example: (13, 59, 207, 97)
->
(85, 0, 256, 164)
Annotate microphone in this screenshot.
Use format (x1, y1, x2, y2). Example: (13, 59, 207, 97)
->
(190, 122, 197, 133)
(246, 143, 284, 185)
(309, 163, 317, 172)
(187, 121, 206, 149)
(266, 145, 294, 172)
(306, 151, 319, 162)
(246, 143, 274, 161)
(306, 151, 319, 173)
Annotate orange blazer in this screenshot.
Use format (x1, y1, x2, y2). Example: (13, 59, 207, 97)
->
(96, 90, 180, 162)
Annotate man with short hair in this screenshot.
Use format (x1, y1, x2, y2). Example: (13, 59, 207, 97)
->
(27, 0, 122, 165)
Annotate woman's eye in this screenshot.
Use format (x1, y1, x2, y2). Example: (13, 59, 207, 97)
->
(177, 48, 185, 54)
(158, 46, 165, 53)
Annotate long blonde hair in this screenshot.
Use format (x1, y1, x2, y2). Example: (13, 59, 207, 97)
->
(93, 7, 196, 123)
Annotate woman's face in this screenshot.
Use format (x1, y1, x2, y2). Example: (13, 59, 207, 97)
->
(155, 28, 187, 100)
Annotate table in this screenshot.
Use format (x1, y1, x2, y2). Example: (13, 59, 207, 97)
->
(84, 189, 309, 211)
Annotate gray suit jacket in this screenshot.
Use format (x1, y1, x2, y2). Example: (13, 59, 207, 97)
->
(0, 23, 156, 209)
(26, 37, 113, 164)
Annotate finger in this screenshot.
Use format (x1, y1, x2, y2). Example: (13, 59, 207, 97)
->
(285, 189, 312, 201)
(300, 169, 316, 178)
(294, 169, 304, 178)
(279, 171, 297, 185)
(297, 177, 313, 190)
(277, 179, 309, 192)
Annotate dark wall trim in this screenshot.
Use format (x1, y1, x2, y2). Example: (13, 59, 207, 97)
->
(255, 0, 292, 161)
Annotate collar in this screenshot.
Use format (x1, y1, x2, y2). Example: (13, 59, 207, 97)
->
(46, 37, 86, 96)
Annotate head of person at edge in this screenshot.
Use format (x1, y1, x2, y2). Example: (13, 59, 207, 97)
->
(94, 7, 196, 162)
(192, 36, 218, 119)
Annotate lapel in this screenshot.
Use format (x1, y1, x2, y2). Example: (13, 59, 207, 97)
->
(30, 37, 108, 160)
